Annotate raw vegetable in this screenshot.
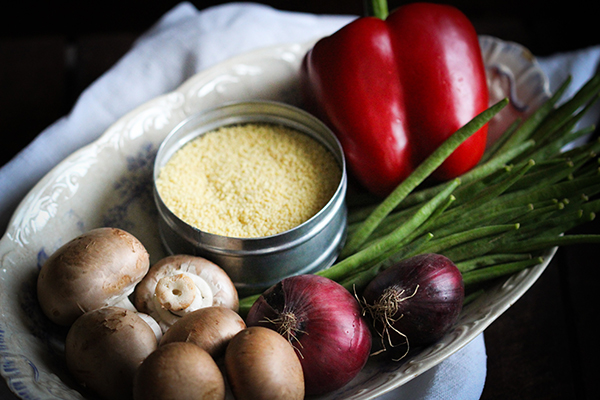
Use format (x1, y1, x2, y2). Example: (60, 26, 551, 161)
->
(245, 274, 372, 395)
(159, 306, 246, 357)
(65, 307, 158, 400)
(301, 1, 489, 197)
(361, 253, 464, 359)
(37, 227, 150, 326)
(134, 254, 238, 332)
(133, 342, 226, 400)
(225, 326, 305, 400)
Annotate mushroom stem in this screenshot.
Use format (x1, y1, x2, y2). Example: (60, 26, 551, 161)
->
(152, 272, 214, 326)
(136, 313, 163, 343)
(111, 295, 162, 342)
(113, 296, 138, 313)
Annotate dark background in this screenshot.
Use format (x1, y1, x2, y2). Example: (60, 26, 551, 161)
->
(1, 0, 598, 169)
(1, 1, 599, 399)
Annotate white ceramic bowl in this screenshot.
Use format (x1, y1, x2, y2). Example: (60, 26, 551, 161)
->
(0, 36, 551, 400)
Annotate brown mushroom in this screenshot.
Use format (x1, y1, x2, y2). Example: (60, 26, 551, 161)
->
(133, 342, 226, 400)
(65, 306, 158, 400)
(37, 227, 150, 326)
(159, 306, 246, 357)
(225, 326, 305, 400)
(134, 254, 238, 332)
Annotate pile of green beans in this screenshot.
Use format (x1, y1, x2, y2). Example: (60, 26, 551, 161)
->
(239, 70, 600, 315)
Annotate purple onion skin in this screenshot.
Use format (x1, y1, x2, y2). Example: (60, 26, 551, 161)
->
(246, 274, 372, 395)
(362, 253, 464, 349)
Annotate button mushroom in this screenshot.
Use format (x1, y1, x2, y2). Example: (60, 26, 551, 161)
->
(37, 227, 150, 326)
(65, 306, 159, 400)
(225, 326, 305, 400)
(133, 341, 226, 400)
(159, 306, 246, 357)
(134, 254, 238, 332)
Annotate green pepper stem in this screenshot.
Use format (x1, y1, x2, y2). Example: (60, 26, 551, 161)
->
(365, 0, 389, 19)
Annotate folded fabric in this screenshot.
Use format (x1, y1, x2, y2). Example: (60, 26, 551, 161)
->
(1, 2, 599, 400)
(0, 1, 352, 233)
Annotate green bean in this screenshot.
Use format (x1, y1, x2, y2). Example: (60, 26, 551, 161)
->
(398, 139, 536, 211)
(347, 138, 535, 227)
(239, 294, 260, 316)
(507, 157, 584, 193)
(479, 118, 522, 164)
(319, 178, 460, 281)
(455, 253, 533, 273)
(422, 223, 521, 256)
(497, 234, 600, 254)
(489, 75, 572, 158)
(338, 233, 434, 292)
(530, 72, 600, 144)
(432, 204, 532, 239)
(340, 99, 509, 257)
(462, 257, 545, 287)
(517, 99, 599, 163)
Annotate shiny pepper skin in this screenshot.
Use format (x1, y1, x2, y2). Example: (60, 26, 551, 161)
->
(301, 2, 489, 197)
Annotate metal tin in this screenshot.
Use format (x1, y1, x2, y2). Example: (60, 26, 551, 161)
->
(153, 101, 347, 296)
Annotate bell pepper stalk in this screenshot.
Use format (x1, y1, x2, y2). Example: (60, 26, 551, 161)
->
(363, 0, 389, 19)
(301, 1, 490, 197)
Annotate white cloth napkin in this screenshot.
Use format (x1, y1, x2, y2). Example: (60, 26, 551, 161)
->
(1, 2, 599, 399)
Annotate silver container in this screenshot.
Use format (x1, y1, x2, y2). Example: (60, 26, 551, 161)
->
(153, 101, 347, 295)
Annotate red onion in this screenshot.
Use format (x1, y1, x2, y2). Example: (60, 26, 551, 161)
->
(361, 253, 464, 357)
(245, 274, 372, 395)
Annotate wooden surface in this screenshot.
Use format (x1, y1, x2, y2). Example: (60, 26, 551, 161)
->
(1, 1, 599, 399)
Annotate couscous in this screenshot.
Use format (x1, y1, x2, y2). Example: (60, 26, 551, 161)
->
(156, 123, 341, 238)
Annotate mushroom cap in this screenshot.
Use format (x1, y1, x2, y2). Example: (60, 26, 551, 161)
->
(134, 255, 239, 324)
(37, 227, 150, 326)
(133, 342, 226, 400)
(159, 306, 246, 357)
(225, 326, 305, 400)
(65, 306, 158, 400)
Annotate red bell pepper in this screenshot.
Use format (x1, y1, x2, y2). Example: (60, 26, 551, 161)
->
(301, 1, 489, 197)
